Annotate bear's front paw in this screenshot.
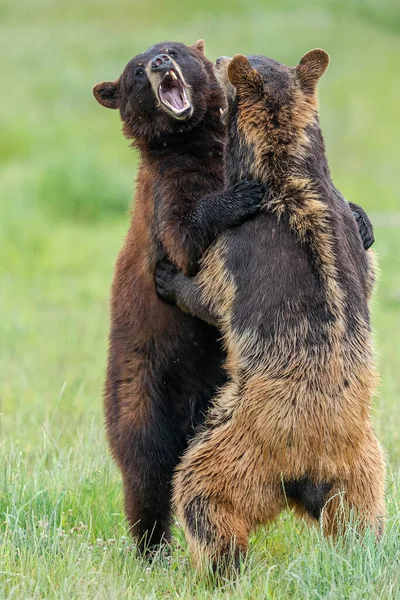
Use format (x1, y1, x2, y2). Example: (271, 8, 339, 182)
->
(352, 210, 374, 250)
(231, 179, 266, 221)
(155, 260, 180, 305)
(349, 202, 375, 251)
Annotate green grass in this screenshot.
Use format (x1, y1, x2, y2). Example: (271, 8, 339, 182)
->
(1, 0, 400, 597)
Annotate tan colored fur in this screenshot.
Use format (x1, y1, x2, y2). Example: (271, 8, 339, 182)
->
(173, 52, 385, 571)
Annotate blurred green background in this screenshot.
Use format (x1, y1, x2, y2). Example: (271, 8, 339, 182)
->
(0, 1, 399, 596)
(2, 0, 399, 449)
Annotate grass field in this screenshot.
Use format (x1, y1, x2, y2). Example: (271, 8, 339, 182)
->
(1, 0, 400, 597)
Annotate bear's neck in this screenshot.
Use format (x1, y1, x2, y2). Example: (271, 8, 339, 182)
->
(136, 85, 226, 160)
(141, 118, 224, 159)
(270, 124, 333, 201)
(226, 117, 334, 204)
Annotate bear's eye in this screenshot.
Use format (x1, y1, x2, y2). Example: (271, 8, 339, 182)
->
(168, 50, 177, 59)
(135, 68, 145, 78)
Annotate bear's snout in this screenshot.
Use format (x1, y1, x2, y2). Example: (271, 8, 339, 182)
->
(151, 54, 173, 72)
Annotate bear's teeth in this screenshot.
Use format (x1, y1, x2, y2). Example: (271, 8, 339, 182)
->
(170, 70, 178, 80)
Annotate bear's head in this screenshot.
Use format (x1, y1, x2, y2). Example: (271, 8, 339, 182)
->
(93, 40, 225, 141)
(214, 50, 330, 182)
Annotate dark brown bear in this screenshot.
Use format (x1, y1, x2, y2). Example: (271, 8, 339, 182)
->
(92, 40, 267, 553)
(156, 50, 385, 571)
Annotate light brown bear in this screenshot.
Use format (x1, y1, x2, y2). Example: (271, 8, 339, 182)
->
(156, 49, 385, 571)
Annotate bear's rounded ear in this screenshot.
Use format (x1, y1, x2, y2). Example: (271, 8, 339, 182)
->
(92, 80, 120, 109)
(191, 39, 206, 56)
(296, 49, 330, 93)
(228, 54, 262, 95)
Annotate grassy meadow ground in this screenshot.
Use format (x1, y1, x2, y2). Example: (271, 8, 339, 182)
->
(1, 0, 400, 597)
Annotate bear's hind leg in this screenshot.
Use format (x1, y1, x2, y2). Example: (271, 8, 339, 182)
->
(122, 462, 173, 555)
(182, 492, 250, 574)
(115, 413, 190, 555)
(322, 432, 385, 538)
(174, 423, 282, 573)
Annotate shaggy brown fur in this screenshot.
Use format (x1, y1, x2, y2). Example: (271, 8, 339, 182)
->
(156, 50, 385, 571)
(93, 40, 265, 553)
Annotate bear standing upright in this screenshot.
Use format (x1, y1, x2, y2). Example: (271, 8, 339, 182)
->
(94, 40, 374, 554)
(92, 40, 265, 552)
(156, 50, 385, 570)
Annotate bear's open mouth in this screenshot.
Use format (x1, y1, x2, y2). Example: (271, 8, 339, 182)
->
(158, 69, 192, 119)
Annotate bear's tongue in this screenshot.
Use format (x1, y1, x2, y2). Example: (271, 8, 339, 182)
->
(162, 86, 184, 110)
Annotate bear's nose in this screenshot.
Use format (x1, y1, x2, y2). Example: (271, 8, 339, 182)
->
(151, 54, 173, 71)
(215, 56, 232, 69)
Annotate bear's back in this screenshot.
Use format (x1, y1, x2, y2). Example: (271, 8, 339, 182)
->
(219, 187, 371, 352)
